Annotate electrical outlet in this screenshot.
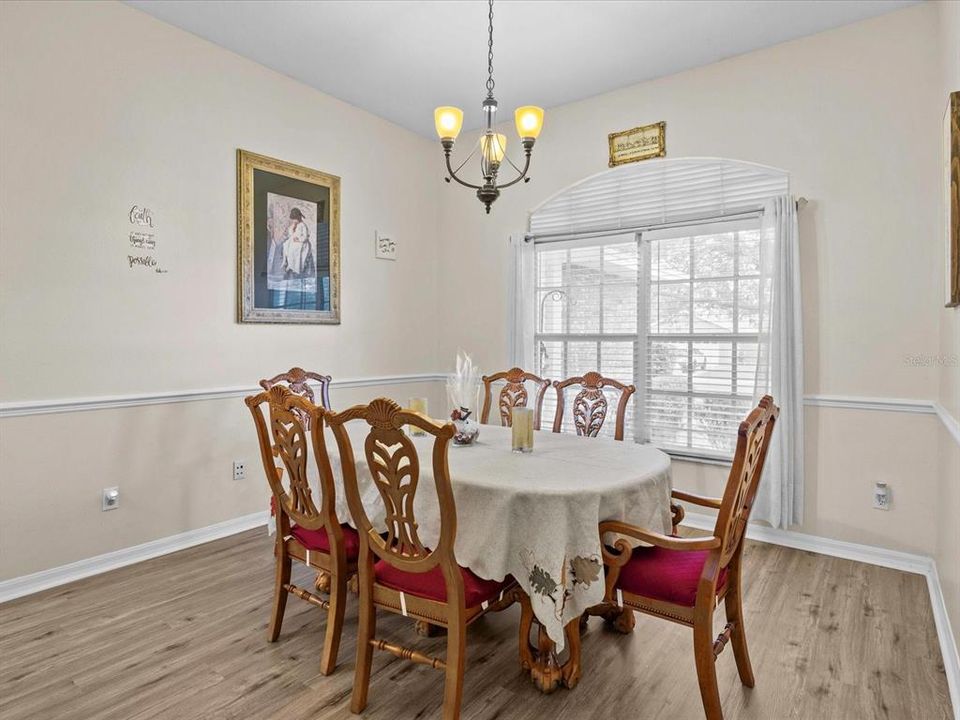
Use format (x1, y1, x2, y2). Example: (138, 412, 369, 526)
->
(102, 487, 120, 511)
(233, 461, 246, 481)
(375, 231, 397, 261)
(873, 482, 890, 511)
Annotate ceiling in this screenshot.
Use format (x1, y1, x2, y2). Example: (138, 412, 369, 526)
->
(126, 0, 919, 138)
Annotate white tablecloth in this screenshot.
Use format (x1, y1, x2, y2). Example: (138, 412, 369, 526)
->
(322, 424, 672, 650)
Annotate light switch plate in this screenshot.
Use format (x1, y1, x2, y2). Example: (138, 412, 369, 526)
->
(375, 231, 397, 261)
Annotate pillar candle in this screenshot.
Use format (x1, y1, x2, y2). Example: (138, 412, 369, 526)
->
(408, 397, 428, 436)
(512, 407, 534, 453)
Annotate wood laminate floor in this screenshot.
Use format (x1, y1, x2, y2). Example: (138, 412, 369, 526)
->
(0, 529, 951, 720)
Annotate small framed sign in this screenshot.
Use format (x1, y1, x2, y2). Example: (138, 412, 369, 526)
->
(608, 121, 666, 167)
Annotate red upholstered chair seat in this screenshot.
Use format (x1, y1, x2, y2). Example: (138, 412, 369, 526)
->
(615, 546, 728, 607)
(290, 523, 361, 561)
(374, 560, 508, 608)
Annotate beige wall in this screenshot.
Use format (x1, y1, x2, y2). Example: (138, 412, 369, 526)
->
(0, 0, 957, 611)
(0, 0, 442, 400)
(435, 3, 948, 555)
(0, 1, 443, 578)
(935, 0, 960, 652)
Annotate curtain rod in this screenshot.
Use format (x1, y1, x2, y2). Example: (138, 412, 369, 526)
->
(526, 208, 763, 244)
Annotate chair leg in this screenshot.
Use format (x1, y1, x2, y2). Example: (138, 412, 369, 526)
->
(441, 615, 466, 720)
(351, 571, 376, 713)
(725, 570, 755, 688)
(319, 571, 347, 676)
(693, 610, 723, 720)
(268, 551, 291, 642)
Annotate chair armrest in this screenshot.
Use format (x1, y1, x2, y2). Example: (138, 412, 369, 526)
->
(671, 489, 722, 510)
(599, 520, 721, 553)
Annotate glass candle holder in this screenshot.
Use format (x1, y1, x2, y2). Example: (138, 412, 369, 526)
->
(408, 397, 428, 436)
(511, 407, 534, 453)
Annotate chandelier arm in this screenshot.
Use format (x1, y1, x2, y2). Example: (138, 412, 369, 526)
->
(491, 152, 532, 190)
(501, 149, 525, 175)
(451, 142, 480, 176)
(445, 152, 484, 190)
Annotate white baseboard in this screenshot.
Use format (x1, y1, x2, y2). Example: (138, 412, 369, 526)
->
(684, 512, 959, 718)
(0, 511, 268, 604)
(928, 561, 960, 720)
(683, 512, 934, 574)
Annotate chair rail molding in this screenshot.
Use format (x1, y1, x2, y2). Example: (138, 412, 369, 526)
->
(802, 394, 937, 414)
(0, 373, 448, 418)
(3, 387, 958, 449)
(934, 402, 960, 446)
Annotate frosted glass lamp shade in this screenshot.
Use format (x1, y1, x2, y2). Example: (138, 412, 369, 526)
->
(434, 106, 464, 140)
(514, 106, 544, 139)
(480, 133, 507, 164)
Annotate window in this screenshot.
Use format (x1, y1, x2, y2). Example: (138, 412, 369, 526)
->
(533, 219, 761, 459)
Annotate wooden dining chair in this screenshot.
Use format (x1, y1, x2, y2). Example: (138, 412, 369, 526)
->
(326, 397, 516, 720)
(259, 367, 333, 421)
(597, 395, 779, 720)
(480, 367, 551, 429)
(552, 371, 636, 441)
(245, 385, 359, 676)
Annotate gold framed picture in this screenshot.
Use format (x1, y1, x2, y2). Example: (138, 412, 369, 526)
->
(237, 150, 340, 324)
(608, 121, 666, 167)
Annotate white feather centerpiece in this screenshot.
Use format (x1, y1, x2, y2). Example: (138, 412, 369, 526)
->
(446, 350, 481, 445)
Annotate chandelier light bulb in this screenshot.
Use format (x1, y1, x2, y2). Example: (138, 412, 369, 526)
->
(480, 133, 507, 164)
(515, 106, 544, 140)
(434, 106, 464, 140)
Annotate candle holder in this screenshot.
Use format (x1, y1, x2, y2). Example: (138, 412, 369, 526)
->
(511, 407, 534, 453)
(408, 397, 428, 436)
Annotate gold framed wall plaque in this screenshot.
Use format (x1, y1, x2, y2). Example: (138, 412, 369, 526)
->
(237, 150, 341, 324)
(608, 121, 666, 167)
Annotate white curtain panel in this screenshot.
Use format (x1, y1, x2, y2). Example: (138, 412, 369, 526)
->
(753, 195, 804, 529)
(510, 234, 536, 369)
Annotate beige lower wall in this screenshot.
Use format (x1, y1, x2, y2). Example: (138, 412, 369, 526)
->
(1, 388, 950, 581)
(674, 406, 943, 556)
(0, 380, 445, 580)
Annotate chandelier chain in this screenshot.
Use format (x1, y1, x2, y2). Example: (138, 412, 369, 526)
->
(486, 0, 495, 98)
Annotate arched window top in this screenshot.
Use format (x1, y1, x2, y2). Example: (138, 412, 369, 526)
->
(528, 157, 789, 238)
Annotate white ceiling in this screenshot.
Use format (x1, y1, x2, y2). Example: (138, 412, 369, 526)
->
(126, 0, 919, 138)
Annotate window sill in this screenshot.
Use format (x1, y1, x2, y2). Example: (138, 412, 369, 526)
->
(663, 450, 733, 468)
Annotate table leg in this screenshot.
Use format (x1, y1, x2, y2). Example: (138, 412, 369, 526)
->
(516, 590, 583, 693)
(414, 620, 445, 637)
(586, 601, 636, 634)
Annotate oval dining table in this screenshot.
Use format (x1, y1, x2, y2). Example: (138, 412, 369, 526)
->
(323, 421, 673, 693)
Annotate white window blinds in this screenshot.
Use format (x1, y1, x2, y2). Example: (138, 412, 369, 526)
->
(533, 219, 760, 458)
(642, 221, 761, 458)
(526, 158, 789, 460)
(528, 158, 788, 239)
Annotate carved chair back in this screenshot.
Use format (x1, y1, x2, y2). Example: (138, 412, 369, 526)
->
(327, 398, 459, 577)
(480, 368, 551, 429)
(260, 367, 332, 428)
(552, 372, 636, 441)
(713, 395, 779, 568)
(246, 385, 336, 535)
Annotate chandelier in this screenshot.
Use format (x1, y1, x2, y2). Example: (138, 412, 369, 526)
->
(433, 0, 544, 213)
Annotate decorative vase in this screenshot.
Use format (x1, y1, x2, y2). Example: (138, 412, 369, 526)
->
(451, 407, 480, 446)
